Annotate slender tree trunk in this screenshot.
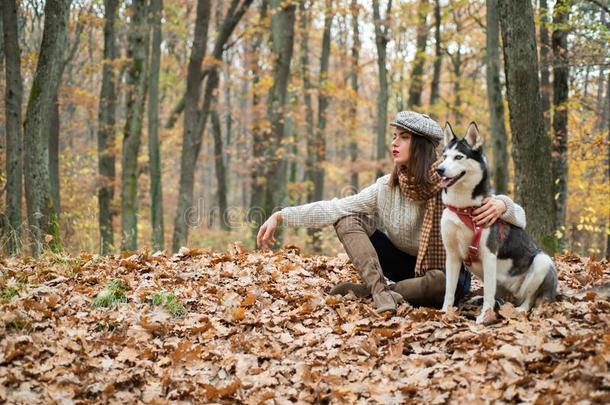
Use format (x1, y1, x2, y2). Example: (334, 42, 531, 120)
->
(300, 0, 315, 202)
(498, 0, 556, 253)
(373, 0, 392, 179)
(2, 0, 24, 254)
(307, 0, 333, 251)
(407, 0, 429, 108)
(429, 0, 442, 106)
(120, 0, 149, 251)
(23, 0, 70, 256)
(172, 0, 210, 251)
(349, 0, 360, 191)
(539, 0, 552, 134)
(485, 0, 509, 194)
(551, 0, 570, 247)
(148, 0, 164, 251)
(211, 105, 229, 231)
(262, 0, 296, 221)
(173, 0, 252, 250)
(248, 1, 269, 230)
(97, 0, 119, 255)
(49, 94, 60, 216)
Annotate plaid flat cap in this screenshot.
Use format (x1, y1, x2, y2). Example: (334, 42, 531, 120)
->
(390, 111, 443, 144)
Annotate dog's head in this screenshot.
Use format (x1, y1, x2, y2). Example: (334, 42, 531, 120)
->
(437, 122, 486, 189)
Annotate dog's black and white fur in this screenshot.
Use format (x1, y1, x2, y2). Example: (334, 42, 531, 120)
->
(438, 122, 557, 324)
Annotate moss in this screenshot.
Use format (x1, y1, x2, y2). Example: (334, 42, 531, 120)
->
(0, 286, 18, 301)
(149, 291, 187, 318)
(92, 279, 128, 308)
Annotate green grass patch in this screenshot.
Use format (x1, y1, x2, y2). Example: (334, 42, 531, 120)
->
(0, 286, 18, 301)
(92, 279, 129, 308)
(149, 291, 187, 318)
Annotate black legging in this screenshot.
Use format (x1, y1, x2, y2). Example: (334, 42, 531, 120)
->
(369, 230, 472, 301)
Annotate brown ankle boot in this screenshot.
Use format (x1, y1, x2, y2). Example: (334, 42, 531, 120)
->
(389, 269, 445, 308)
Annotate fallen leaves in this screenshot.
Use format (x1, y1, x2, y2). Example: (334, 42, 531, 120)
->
(0, 249, 608, 403)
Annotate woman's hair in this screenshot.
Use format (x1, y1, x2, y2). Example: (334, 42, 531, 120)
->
(389, 130, 438, 188)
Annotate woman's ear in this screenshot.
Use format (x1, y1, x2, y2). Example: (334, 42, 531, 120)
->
(464, 122, 483, 150)
(443, 122, 456, 146)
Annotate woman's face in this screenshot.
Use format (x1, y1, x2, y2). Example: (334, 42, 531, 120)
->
(391, 128, 412, 165)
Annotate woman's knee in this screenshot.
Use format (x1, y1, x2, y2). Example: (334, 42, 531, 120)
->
(333, 214, 375, 238)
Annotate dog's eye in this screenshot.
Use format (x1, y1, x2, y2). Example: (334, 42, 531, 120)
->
(455, 155, 463, 160)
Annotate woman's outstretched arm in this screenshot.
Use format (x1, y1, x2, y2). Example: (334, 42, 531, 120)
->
(256, 179, 381, 248)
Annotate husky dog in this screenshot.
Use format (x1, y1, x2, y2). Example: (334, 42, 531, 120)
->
(437, 122, 557, 324)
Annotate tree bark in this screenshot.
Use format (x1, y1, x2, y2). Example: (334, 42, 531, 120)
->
(373, 0, 392, 179)
(173, 0, 252, 250)
(300, 0, 315, 203)
(97, 0, 119, 255)
(148, 0, 164, 251)
(248, 0, 269, 230)
(498, 0, 557, 253)
(262, 0, 296, 221)
(23, 0, 70, 256)
(429, 0, 442, 106)
(407, 0, 429, 108)
(211, 105, 229, 231)
(172, 0, 211, 251)
(349, 0, 360, 191)
(485, 0, 509, 194)
(120, 0, 149, 251)
(539, 0, 552, 134)
(1, 0, 24, 254)
(307, 0, 333, 251)
(551, 0, 570, 246)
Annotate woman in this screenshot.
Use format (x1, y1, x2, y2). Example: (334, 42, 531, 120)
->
(257, 111, 525, 314)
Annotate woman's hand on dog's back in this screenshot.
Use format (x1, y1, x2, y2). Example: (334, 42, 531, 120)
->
(257, 212, 283, 249)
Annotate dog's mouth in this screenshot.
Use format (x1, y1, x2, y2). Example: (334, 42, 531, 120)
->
(440, 171, 466, 188)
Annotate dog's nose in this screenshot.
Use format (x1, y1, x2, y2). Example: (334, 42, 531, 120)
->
(436, 166, 445, 176)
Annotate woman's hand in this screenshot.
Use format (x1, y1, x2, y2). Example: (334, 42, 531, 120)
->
(257, 212, 282, 249)
(472, 197, 507, 228)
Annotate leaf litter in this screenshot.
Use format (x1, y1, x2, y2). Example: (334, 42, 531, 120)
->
(0, 247, 608, 404)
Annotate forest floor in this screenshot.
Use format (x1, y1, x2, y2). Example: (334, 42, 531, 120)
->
(0, 244, 609, 404)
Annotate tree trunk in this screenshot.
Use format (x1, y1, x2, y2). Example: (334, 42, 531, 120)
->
(300, 0, 315, 203)
(23, 0, 70, 256)
(539, 0, 552, 134)
(407, 0, 429, 108)
(429, 0, 442, 106)
(307, 0, 333, 251)
(373, 0, 392, 178)
(148, 0, 164, 251)
(172, 0, 252, 250)
(49, 93, 60, 216)
(247, 0, 269, 230)
(172, 0, 211, 251)
(262, 0, 296, 222)
(498, 0, 556, 253)
(551, 0, 570, 247)
(97, 0, 119, 255)
(349, 0, 360, 192)
(211, 104, 229, 231)
(1, 0, 24, 255)
(120, 0, 149, 251)
(485, 0, 509, 194)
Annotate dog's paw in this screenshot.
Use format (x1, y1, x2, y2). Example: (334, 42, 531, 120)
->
(475, 307, 497, 325)
(515, 304, 530, 313)
(440, 304, 452, 313)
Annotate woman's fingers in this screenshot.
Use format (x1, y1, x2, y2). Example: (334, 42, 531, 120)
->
(256, 224, 266, 248)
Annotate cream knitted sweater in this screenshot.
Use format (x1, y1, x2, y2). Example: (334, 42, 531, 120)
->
(280, 174, 526, 256)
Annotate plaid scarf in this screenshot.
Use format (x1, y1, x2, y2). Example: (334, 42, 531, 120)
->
(397, 161, 446, 276)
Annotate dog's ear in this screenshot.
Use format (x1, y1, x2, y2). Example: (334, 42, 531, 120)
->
(443, 122, 456, 146)
(464, 122, 483, 150)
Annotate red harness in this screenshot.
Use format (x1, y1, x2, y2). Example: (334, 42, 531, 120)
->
(445, 205, 506, 266)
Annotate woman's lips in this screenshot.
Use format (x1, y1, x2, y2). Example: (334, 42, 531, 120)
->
(392, 150, 399, 156)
